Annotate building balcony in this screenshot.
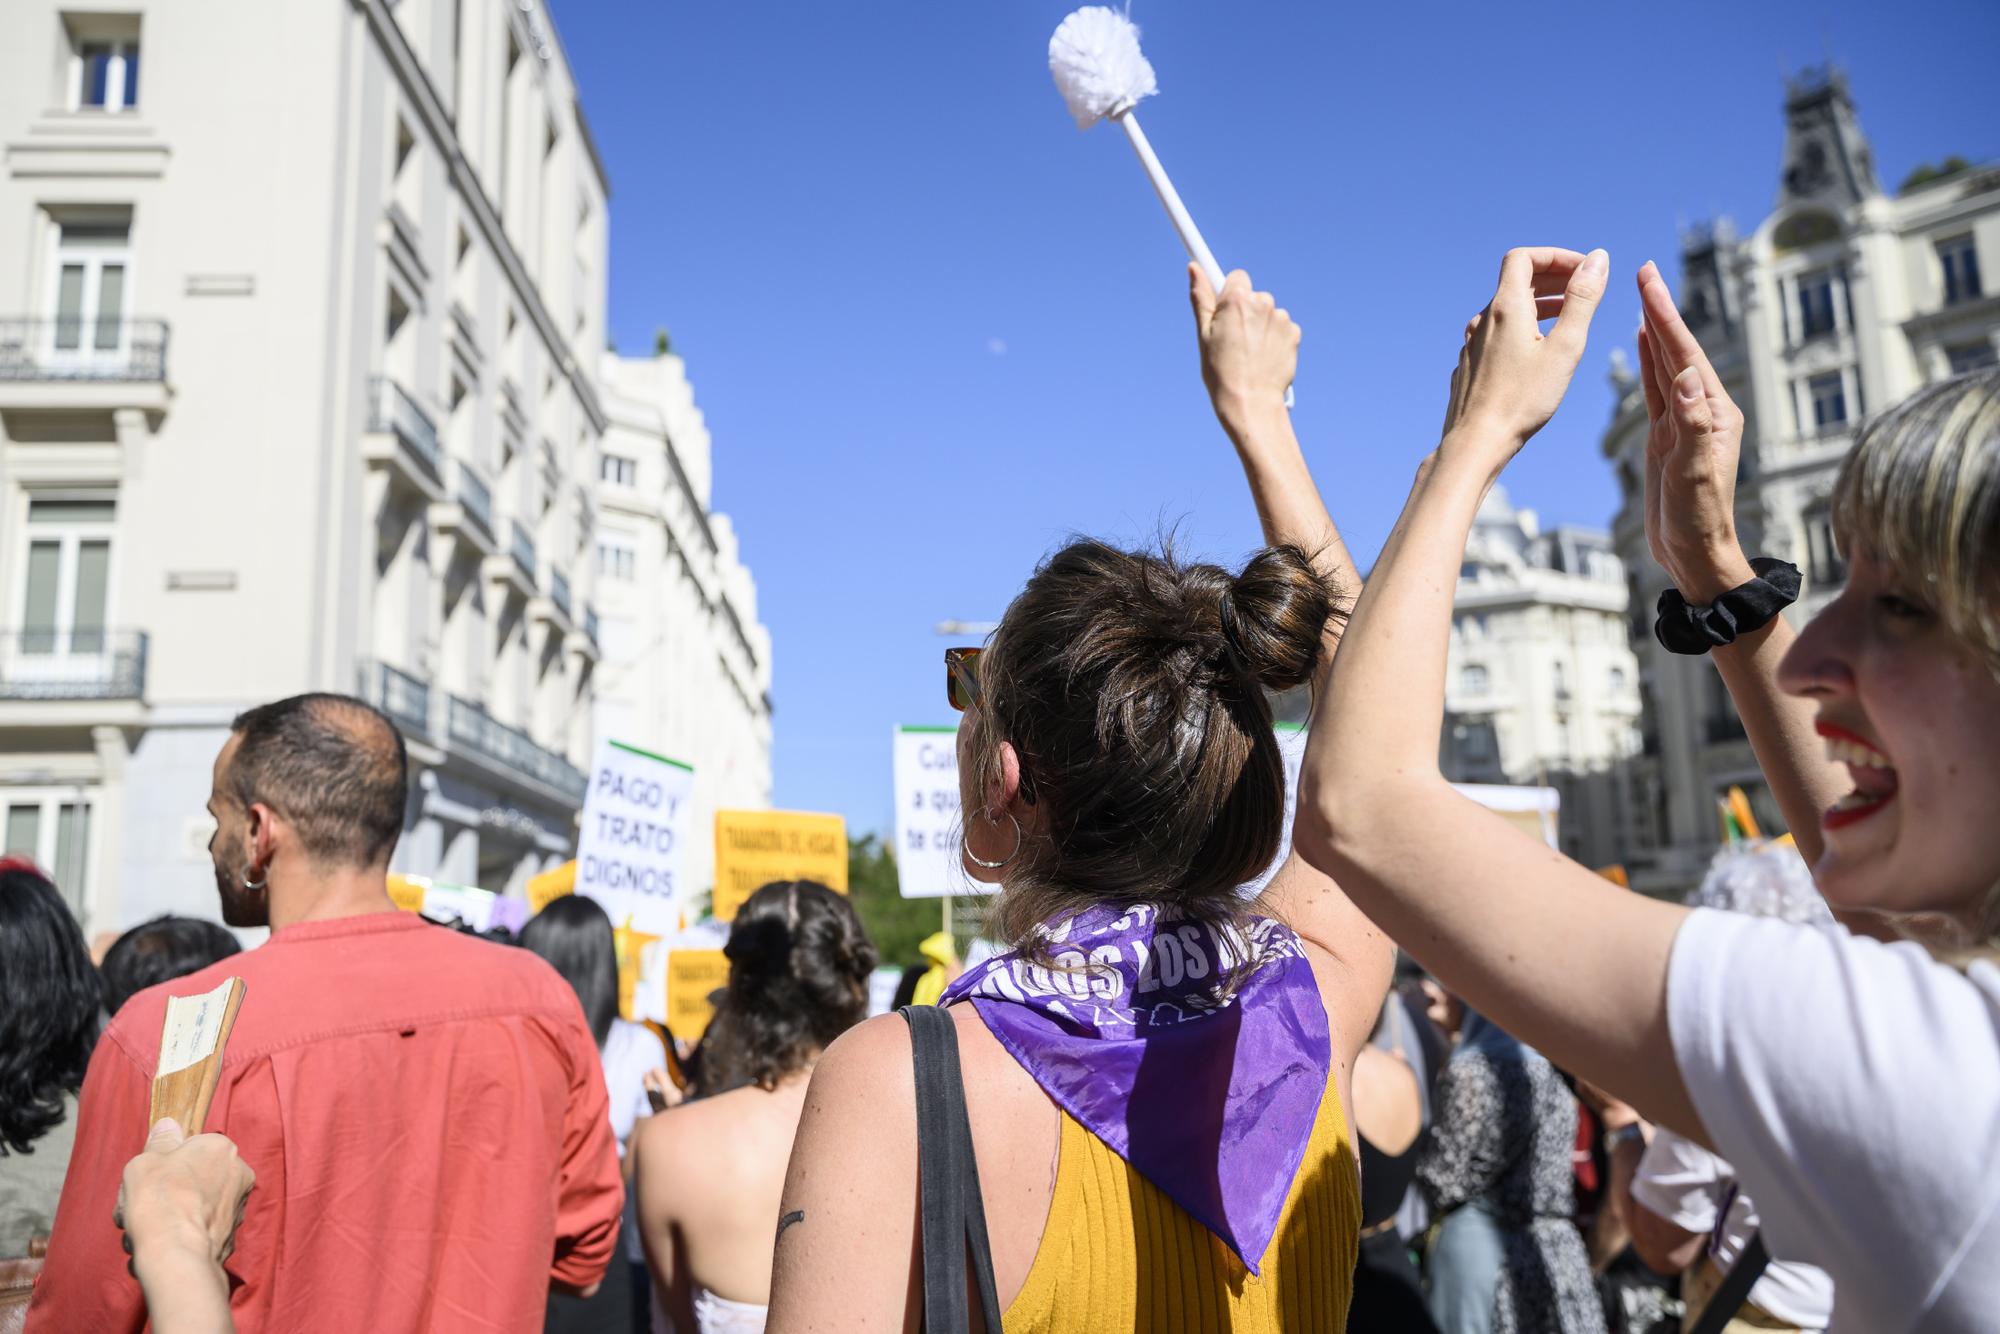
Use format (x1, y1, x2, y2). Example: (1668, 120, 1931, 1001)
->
(0, 317, 171, 414)
(362, 376, 445, 499)
(551, 569, 573, 620)
(360, 659, 433, 744)
(533, 566, 577, 639)
(444, 694, 587, 804)
(567, 603, 601, 664)
(585, 605, 600, 644)
(0, 317, 168, 382)
(431, 458, 499, 559)
(0, 628, 147, 702)
(483, 520, 538, 601)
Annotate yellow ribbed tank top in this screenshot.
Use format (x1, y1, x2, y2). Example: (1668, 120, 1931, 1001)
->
(1003, 1077, 1360, 1332)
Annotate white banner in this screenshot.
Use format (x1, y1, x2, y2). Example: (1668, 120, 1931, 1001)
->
(576, 739, 695, 937)
(893, 724, 975, 899)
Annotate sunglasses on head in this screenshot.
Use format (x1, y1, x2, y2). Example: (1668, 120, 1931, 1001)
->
(945, 647, 982, 712)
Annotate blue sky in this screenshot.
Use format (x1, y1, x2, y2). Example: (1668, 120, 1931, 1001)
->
(551, 0, 2000, 838)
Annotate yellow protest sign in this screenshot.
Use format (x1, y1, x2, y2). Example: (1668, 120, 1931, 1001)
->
(712, 809, 848, 922)
(667, 949, 730, 1042)
(527, 860, 576, 915)
(387, 874, 427, 914)
(613, 921, 665, 1023)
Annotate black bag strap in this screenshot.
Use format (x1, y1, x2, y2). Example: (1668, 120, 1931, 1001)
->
(900, 1005, 1003, 1334)
(1686, 1232, 1772, 1334)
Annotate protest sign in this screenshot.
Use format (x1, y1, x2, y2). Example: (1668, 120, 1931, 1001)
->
(576, 739, 694, 937)
(667, 949, 730, 1041)
(1453, 783, 1560, 848)
(713, 809, 849, 921)
(526, 860, 576, 914)
(893, 725, 975, 899)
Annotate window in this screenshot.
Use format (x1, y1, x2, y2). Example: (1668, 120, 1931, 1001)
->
(1808, 371, 1847, 430)
(1459, 664, 1489, 694)
(72, 36, 139, 112)
(1797, 268, 1837, 338)
(48, 218, 131, 356)
(600, 454, 636, 486)
(595, 542, 635, 581)
(17, 498, 115, 656)
(1804, 501, 1845, 587)
(1948, 341, 1998, 375)
(1938, 235, 1983, 306)
(3, 793, 92, 913)
(1551, 662, 1570, 698)
(1453, 718, 1498, 765)
(1609, 667, 1629, 694)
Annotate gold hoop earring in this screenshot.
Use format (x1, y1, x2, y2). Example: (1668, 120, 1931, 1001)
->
(966, 811, 1022, 870)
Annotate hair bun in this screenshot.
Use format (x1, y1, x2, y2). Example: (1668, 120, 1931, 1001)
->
(723, 915, 794, 981)
(1221, 545, 1338, 691)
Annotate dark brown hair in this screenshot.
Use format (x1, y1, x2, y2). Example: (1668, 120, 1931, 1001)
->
(227, 693, 409, 869)
(698, 880, 878, 1094)
(964, 538, 1344, 951)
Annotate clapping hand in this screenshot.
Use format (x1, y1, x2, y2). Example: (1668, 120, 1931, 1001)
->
(1636, 261, 1756, 601)
(1440, 247, 1608, 474)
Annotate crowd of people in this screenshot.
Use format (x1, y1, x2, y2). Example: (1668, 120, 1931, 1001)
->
(1, 247, 1995, 1333)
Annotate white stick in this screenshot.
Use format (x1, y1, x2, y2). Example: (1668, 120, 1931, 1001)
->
(1117, 110, 1292, 406)
(1117, 111, 1225, 294)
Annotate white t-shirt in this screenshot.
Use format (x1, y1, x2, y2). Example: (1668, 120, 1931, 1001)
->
(1629, 1127, 1835, 1329)
(601, 1017, 668, 1263)
(1667, 909, 2000, 1333)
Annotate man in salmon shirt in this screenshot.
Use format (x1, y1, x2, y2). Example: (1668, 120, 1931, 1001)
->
(28, 693, 623, 1332)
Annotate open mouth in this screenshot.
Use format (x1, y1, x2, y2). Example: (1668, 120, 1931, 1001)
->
(1818, 722, 1898, 830)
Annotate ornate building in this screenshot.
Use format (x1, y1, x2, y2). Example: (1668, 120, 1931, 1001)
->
(1601, 69, 2000, 891)
(1442, 485, 1646, 870)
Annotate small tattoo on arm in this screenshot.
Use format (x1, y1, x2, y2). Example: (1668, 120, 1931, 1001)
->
(776, 1209, 806, 1243)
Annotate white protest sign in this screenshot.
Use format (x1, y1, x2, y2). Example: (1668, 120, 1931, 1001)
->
(576, 739, 694, 937)
(1239, 722, 1309, 898)
(893, 724, 975, 899)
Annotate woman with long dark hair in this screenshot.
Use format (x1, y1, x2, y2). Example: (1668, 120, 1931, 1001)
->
(766, 268, 1393, 1332)
(521, 892, 668, 1333)
(631, 880, 875, 1333)
(0, 860, 101, 1257)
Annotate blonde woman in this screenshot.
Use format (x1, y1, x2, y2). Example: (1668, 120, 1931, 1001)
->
(1291, 246, 1998, 1329)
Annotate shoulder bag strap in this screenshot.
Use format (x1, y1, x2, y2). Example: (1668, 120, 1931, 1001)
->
(900, 1005, 1004, 1334)
(1686, 1232, 1772, 1334)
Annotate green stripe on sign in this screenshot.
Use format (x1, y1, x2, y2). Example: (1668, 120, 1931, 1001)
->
(609, 739, 694, 771)
(1275, 722, 1306, 734)
(899, 724, 959, 734)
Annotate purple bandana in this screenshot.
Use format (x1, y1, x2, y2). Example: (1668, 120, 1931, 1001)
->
(942, 903, 1329, 1273)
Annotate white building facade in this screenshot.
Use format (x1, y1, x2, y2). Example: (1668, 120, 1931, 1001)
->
(1600, 69, 2000, 890)
(593, 349, 774, 899)
(1441, 486, 1646, 870)
(0, 0, 625, 932)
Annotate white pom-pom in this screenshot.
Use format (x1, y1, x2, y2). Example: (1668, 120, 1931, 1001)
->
(1049, 7, 1157, 129)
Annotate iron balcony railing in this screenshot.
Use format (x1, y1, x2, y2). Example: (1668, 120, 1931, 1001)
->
(511, 522, 538, 582)
(452, 459, 495, 544)
(550, 569, 573, 620)
(0, 628, 147, 700)
(584, 605, 600, 643)
(362, 660, 433, 742)
(368, 376, 443, 479)
(0, 318, 169, 382)
(445, 694, 587, 802)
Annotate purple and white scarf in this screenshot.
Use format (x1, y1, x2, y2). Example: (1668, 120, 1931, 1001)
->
(942, 903, 1330, 1273)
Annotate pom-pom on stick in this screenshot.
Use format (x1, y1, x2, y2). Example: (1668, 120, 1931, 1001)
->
(1051, 7, 1290, 405)
(1050, 7, 1223, 296)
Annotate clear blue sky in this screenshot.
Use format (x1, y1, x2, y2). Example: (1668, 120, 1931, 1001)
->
(551, 0, 2000, 839)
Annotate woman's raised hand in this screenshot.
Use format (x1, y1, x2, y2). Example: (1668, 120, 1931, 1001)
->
(1440, 247, 1608, 475)
(1636, 262, 1757, 600)
(1190, 264, 1300, 443)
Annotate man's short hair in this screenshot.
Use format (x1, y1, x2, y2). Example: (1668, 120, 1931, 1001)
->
(227, 693, 409, 869)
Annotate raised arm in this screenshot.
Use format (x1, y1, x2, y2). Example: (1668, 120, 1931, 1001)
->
(1292, 247, 1709, 1140)
(1634, 262, 1848, 880)
(1188, 264, 1393, 1058)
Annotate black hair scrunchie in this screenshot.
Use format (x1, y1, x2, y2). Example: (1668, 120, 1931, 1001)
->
(1654, 558, 1802, 655)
